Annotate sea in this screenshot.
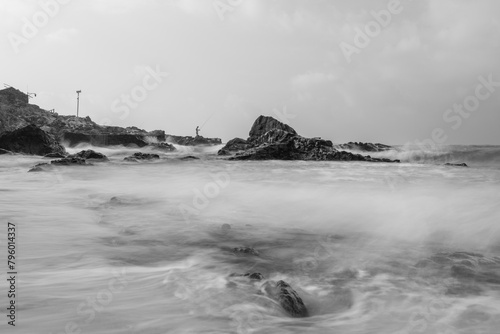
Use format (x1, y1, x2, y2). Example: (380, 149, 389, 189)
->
(1, 144, 499, 334)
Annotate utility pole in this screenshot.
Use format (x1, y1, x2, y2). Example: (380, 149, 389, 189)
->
(76, 90, 81, 117)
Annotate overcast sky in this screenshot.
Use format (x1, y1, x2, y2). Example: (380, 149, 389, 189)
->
(1, 0, 499, 144)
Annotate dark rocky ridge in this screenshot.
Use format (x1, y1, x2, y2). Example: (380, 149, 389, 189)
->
(0, 124, 66, 156)
(166, 134, 222, 146)
(0, 86, 220, 150)
(219, 115, 399, 162)
(338, 142, 393, 152)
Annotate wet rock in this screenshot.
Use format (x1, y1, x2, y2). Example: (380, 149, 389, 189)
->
(0, 148, 12, 155)
(218, 138, 251, 155)
(179, 156, 200, 160)
(444, 163, 468, 167)
(28, 157, 92, 172)
(150, 142, 176, 152)
(44, 152, 67, 158)
(233, 247, 259, 256)
(221, 224, 231, 235)
(338, 142, 393, 152)
(51, 157, 90, 166)
(124, 152, 160, 162)
(72, 150, 108, 161)
(166, 135, 221, 146)
(248, 115, 297, 140)
(0, 124, 66, 156)
(61, 132, 149, 148)
(274, 280, 309, 318)
(230, 272, 264, 280)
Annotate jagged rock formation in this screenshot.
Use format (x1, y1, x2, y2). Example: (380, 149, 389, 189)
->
(166, 135, 222, 146)
(219, 115, 399, 162)
(71, 150, 108, 161)
(0, 124, 66, 156)
(150, 142, 176, 152)
(338, 142, 393, 152)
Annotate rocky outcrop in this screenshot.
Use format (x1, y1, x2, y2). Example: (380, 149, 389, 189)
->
(0, 87, 166, 147)
(71, 150, 108, 161)
(248, 115, 297, 140)
(338, 142, 393, 152)
(150, 142, 176, 152)
(166, 135, 222, 146)
(218, 138, 251, 155)
(124, 152, 160, 162)
(61, 132, 148, 148)
(0, 124, 66, 156)
(220, 116, 399, 163)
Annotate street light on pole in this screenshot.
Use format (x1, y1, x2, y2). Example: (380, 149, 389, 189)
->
(76, 90, 81, 117)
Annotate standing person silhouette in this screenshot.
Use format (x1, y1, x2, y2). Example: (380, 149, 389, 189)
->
(196, 126, 200, 137)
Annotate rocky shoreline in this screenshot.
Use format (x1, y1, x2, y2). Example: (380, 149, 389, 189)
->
(1, 86, 399, 164)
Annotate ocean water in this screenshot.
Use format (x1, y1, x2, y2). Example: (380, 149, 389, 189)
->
(1, 144, 500, 334)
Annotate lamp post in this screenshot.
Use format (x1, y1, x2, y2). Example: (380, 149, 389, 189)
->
(76, 90, 81, 117)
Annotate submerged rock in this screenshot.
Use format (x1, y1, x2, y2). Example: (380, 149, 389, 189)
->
(272, 280, 309, 318)
(150, 142, 176, 152)
(44, 152, 67, 158)
(0, 124, 66, 156)
(28, 157, 92, 172)
(444, 163, 468, 167)
(124, 152, 160, 162)
(230, 272, 264, 280)
(178, 156, 200, 160)
(51, 157, 90, 166)
(233, 247, 260, 256)
(72, 150, 108, 161)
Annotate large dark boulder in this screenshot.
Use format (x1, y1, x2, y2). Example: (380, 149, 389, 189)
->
(271, 280, 309, 317)
(71, 150, 108, 161)
(218, 138, 251, 155)
(61, 132, 148, 148)
(0, 124, 66, 156)
(248, 115, 297, 141)
(150, 142, 176, 152)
